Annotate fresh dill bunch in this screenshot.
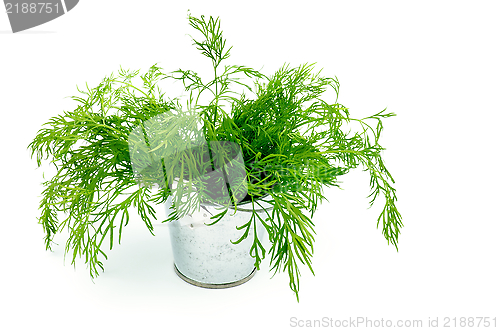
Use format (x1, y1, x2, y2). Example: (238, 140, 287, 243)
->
(28, 13, 402, 301)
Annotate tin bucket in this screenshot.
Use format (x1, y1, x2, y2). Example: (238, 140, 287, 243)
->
(165, 197, 270, 288)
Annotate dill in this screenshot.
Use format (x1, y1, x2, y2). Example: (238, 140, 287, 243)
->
(28, 13, 402, 301)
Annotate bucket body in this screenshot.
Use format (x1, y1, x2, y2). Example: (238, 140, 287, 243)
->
(165, 197, 269, 287)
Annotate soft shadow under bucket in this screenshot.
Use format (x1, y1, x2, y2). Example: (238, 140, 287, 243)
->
(173, 264, 257, 289)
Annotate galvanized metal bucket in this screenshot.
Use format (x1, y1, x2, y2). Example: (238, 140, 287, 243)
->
(165, 197, 271, 288)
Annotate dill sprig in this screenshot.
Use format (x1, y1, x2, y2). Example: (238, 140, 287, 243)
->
(28, 13, 402, 301)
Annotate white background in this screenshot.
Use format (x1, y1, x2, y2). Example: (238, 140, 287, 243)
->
(1, 1, 499, 330)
